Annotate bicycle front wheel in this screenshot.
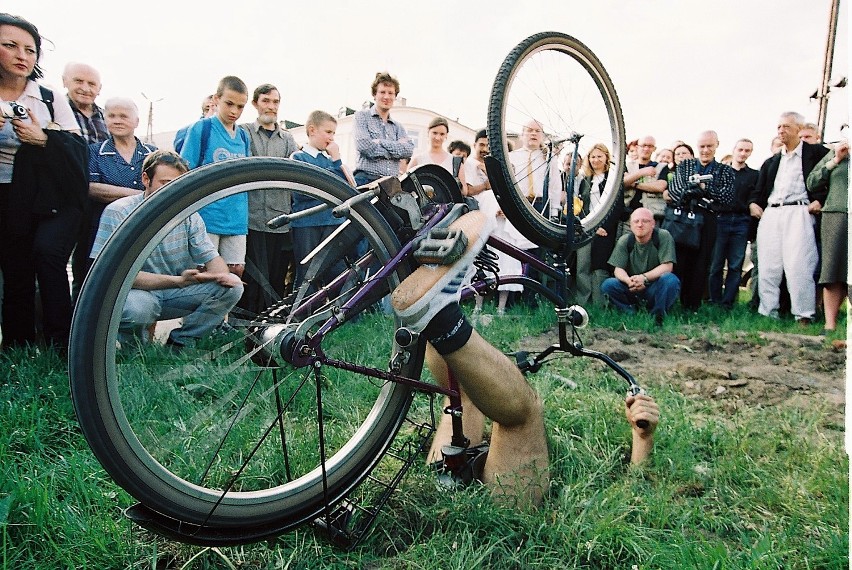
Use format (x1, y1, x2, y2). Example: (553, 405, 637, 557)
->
(69, 158, 421, 540)
(487, 32, 626, 250)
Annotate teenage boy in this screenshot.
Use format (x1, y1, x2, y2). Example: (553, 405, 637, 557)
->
(90, 151, 243, 349)
(289, 111, 355, 288)
(180, 76, 251, 278)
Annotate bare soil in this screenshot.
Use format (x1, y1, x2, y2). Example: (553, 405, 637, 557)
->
(526, 326, 847, 428)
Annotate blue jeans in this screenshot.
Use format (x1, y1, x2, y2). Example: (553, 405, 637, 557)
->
(708, 213, 750, 307)
(601, 272, 681, 317)
(121, 281, 243, 346)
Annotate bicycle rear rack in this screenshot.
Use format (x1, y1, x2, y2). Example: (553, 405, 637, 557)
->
(310, 412, 435, 550)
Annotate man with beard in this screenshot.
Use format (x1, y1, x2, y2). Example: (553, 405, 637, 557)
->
(236, 84, 300, 316)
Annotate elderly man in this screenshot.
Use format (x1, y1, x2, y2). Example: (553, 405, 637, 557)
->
(747, 112, 829, 324)
(237, 84, 300, 316)
(64, 62, 109, 298)
(601, 207, 680, 325)
(90, 151, 243, 349)
(508, 119, 562, 220)
(666, 130, 735, 311)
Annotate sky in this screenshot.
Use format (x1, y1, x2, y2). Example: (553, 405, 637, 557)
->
(14, 0, 850, 165)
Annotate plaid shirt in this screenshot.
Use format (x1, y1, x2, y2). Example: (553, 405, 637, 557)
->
(352, 105, 413, 179)
(67, 96, 109, 144)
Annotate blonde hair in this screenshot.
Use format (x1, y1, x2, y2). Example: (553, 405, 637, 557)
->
(581, 143, 611, 178)
(306, 110, 336, 129)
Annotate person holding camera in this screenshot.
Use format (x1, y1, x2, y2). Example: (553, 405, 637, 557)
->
(0, 13, 87, 351)
(666, 130, 735, 312)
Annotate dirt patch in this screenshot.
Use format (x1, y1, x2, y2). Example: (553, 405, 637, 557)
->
(523, 326, 847, 428)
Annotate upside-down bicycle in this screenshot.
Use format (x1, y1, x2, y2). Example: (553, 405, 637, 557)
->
(69, 32, 641, 549)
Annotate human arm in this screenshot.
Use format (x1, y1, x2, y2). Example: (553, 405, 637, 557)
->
(465, 159, 491, 196)
(353, 110, 395, 160)
(89, 182, 142, 203)
(622, 165, 658, 188)
(625, 393, 659, 464)
(131, 256, 241, 290)
(807, 143, 847, 208)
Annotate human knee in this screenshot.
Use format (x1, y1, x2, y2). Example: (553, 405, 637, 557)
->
(123, 290, 160, 326)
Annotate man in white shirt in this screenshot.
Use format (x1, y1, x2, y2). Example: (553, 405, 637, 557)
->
(508, 120, 562, 220)
(747, 112, 829, 324)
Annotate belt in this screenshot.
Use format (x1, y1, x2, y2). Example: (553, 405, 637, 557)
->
(768, 199, 809, 207)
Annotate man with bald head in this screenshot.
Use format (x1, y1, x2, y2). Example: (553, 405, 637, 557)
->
(508, 119, 563, 220)
(84, 97, 157, 272)
(65, 62, 109, 296)
(601, 207, 680, 325)
(666, 130, 735, 311)
(63, 62, 108, 145)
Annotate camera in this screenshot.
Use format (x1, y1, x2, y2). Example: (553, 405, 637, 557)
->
(687, 173, 713, 187)
(0, 101, 29, 120)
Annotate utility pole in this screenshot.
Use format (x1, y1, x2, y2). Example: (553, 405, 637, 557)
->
(141, 92, 164, 144)
(816, 0, 841, 140)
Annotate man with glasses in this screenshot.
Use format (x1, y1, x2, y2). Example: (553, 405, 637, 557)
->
(601, 207, 680, 325)
(89, 151, 243, 349)
(622, 136, 669, 228)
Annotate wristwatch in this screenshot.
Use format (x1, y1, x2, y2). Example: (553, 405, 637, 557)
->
(642, 274, 650, 286)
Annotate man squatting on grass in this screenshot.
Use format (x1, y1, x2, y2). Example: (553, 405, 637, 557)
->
(391, 211, 660, 507)
(90, 150, 243, 349)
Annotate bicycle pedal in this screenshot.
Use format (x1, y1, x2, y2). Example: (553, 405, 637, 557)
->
(413, 228, 469, 265)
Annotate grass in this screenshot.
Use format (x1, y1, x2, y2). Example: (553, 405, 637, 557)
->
(0, 296, 847, 569)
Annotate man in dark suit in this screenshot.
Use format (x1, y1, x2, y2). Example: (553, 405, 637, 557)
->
(748, 112, 829, 324)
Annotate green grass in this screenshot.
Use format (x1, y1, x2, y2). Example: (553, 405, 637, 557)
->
(1, 300, 847, 569)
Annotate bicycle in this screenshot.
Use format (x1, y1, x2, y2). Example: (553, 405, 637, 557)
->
(68, 32, 638, 549)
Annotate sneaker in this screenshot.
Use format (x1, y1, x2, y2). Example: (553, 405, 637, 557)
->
(391, 211, 494, 333)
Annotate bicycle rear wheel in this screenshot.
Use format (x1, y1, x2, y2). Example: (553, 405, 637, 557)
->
(487, 32, 626, 250)
(69, 158, 422, 541)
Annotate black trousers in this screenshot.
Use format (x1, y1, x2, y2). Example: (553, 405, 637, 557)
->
(0, 185, 82, 347)
(237, 229, 295, 315)
(673, 213, 717, 311)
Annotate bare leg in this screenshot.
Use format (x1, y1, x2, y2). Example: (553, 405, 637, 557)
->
(822, 283, 847, 330)
(425, 343, 486, 463)
(498, 291, 509, 312)
(441, 330, 549, 508)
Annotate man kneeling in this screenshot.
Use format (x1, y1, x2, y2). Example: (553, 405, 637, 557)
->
(392, 210, 659, 508)
(90, 150, 243, 349)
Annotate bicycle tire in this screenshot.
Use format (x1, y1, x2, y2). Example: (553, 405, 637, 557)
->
(69, 157, 422, 537)
(487, 32, 626, 250)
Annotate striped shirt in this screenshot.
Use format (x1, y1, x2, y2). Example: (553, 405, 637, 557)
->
(90, 193, 218, 275)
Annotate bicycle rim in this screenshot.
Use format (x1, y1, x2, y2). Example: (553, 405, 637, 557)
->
(69, 158, 421, 536)
(487, 31, 626, 250)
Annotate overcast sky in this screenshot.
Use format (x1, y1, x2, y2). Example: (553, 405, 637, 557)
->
(15, 0, 849, 164)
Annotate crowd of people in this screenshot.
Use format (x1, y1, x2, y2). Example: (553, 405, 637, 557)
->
(3, 10, 847, 506)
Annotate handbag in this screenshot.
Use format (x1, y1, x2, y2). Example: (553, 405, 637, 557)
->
(662, 206, 703, 249)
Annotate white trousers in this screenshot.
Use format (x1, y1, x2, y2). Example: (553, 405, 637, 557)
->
(756, 205, 817, 319)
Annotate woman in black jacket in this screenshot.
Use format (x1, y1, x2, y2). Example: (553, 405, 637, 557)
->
(0, 13, 86, 349)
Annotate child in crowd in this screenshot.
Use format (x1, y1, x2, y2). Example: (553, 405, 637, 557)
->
(289, 111, 355, 287)
(179, 76, 251, 277)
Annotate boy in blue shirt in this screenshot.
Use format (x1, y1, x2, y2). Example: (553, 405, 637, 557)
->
(180, 76, 251, 278)
(289, 110, 355, 288)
